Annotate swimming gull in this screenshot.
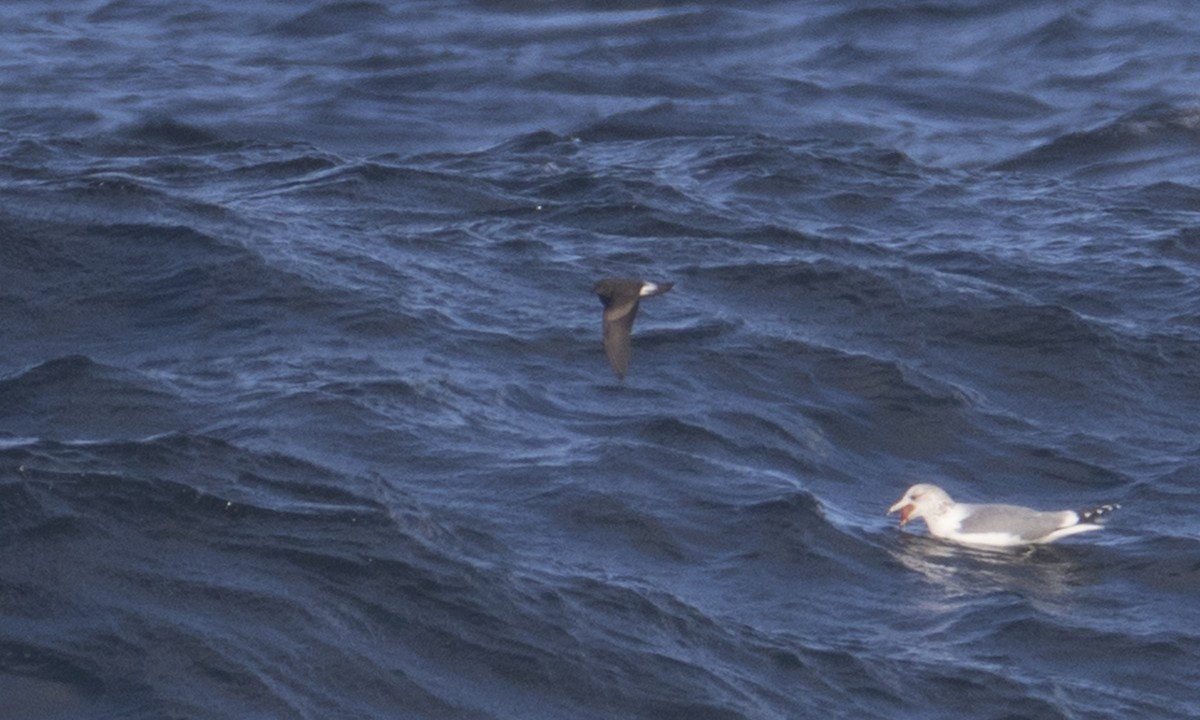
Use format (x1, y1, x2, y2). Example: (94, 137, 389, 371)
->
(887, 483, 1119, 547)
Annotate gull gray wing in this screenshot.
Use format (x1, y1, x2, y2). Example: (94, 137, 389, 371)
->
(957, 503, 1076, 542)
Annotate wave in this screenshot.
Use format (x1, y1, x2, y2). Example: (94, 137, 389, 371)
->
(991, 103, 1200, 182)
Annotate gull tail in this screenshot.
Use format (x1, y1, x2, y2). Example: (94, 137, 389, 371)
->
(1078, 503, 1120, 524)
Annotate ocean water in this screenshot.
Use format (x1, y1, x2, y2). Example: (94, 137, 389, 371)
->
(1, 1, 1199, 718)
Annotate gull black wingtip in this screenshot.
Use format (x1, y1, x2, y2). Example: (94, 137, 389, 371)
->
(592, 278, 673, 380)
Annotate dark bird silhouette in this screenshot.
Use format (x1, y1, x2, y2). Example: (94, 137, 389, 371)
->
(592, 278, 673, 380)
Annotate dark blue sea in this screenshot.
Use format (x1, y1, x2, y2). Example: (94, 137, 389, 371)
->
(2, 2, 1199, 718)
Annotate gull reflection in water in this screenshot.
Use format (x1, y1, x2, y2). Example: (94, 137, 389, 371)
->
(887, 531, 1102, 602)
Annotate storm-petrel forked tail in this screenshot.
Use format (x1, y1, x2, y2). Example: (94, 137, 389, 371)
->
(592, 278, 673, 380)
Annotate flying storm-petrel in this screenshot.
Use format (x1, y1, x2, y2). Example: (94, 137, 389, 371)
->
(592, 278, 673, 380)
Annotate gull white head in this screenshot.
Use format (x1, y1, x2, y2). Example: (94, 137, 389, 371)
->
(887, 483, 953, 527)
